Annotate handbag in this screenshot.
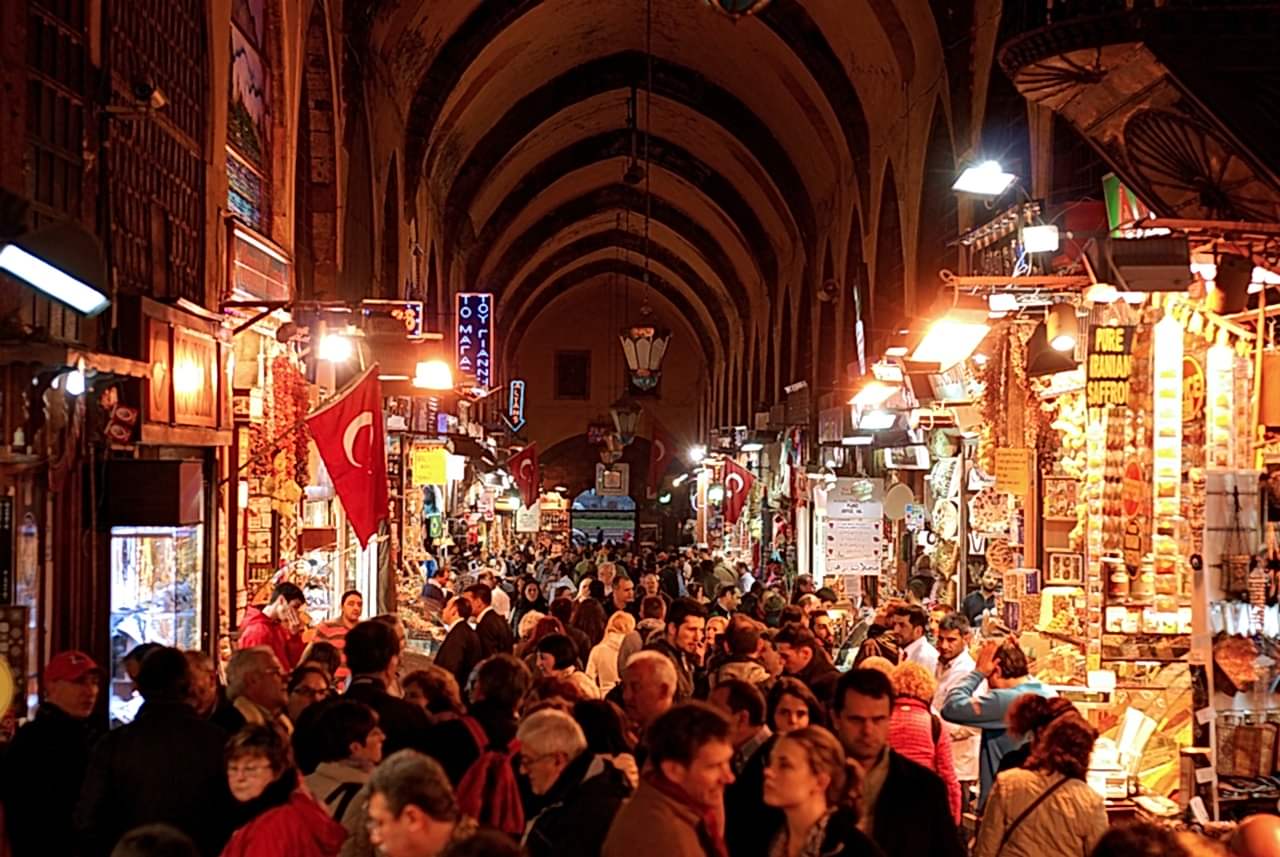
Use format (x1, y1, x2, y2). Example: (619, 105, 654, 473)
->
(992, 775, 1070, 856)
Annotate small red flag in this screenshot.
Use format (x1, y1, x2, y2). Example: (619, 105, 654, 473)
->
(508, 443, 540, 508)
(305, 365, 388, 547)
(723, 458, 757, 525)
(648, 422, 677, 495)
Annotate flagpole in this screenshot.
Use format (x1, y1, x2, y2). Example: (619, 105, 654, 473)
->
(217, 363, 382, 487)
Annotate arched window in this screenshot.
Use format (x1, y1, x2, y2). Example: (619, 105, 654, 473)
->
(228, 0, 272, 231)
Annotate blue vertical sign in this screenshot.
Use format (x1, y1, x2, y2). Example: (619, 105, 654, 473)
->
(503, 379, 526, 433)
(455, 292, 494, 389)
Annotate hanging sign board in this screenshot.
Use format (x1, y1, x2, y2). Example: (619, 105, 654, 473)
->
(516, 503, 541, 533)
(993, 448, 1032, 496)
(455, 292, 494, 389)
(1086, 324, 1135, 414)
(410, 447, 447, 486)
(503, 379, 526, 433)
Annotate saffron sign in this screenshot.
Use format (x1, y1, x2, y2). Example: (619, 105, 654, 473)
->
(1086, 324, 1135, 415)
(455, 292, 494, 389)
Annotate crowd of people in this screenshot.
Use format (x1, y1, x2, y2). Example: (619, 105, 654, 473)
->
(3, 543, 1278, 857)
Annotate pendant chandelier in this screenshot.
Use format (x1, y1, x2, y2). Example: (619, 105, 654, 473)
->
(707, 0, 773, 17)
(619, 0, 672, 393)
(609, 395, 643, 446)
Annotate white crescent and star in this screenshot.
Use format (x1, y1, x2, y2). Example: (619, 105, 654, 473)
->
(654, 439, 666, 460)
(518, 457, 535, 481)
(343, 411, 374, 468)
(726, 472, 745, 494)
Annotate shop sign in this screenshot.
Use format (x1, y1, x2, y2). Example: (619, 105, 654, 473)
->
(410, 447, 447, 486)
(1085, 324, 1135, 412)
(1102, 173, 1157, 238)
(503, 379, 526, 433)
(1183, 356, 1205, 424)
(455, 292, 494, 389)
(515, 503, 541, 533)
(0, 497, 11, 604)
(993, 448, 1031, 496)
(479, 489, 495, 521)
(817, 406, 845, 445)
(361, 300, 423, 336)
(595, 463, 630, 497)
(1121, 460, 1145, 518)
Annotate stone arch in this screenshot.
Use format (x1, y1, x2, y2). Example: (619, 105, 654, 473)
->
(341, 104, 375, 303)
(872, 164, 905, 348)
(915, 100, 958, 312)
(380, 155, 400, 298)
(293, 0, 338, 298)
(818, 241, 839, 388)
(844, 206, 867, 376)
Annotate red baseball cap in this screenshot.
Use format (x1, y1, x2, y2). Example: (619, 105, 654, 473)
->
(45, 651, 102, 684)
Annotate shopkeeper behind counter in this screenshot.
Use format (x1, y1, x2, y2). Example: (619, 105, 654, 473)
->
(963, 569, 1000, 626)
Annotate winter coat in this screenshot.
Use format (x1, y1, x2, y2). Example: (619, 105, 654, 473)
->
(790, 649, 841, 702)
(603, 777, 724, 857)
(972, 769, 1107, 857)
(866, 751, 965, 857)
(305, 761, 370, 828)
(725, 734, 783, 857)
(2, 701, 100, 857)
(709, 656, 771, 690)
(434, 620, 484, 692)
(767, 807, 884, 857)
(616, 619, 665, 675)
(76, 700, 234, 857)
(558, 666, 602, 700)
(222, 774, 347, 857)
(476, 609, 515, 657)
(239, 605, 305, 670)
(522, 752, 633, 857)
(645, 637, 696, 701)
(887, 696, 961, 822)
(586, 632, 626, 694)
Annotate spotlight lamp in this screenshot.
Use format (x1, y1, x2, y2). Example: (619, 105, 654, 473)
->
(1046, 303, 1078, 353)
(707, 484, 726, 504)
(688, 444, 707, 463)
(0, 223, 111, 316)
(952, 161, 1016, 197)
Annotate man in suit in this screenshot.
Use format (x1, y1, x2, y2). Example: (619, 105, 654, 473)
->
(343, 620, 433, 757)
(433, 594, 483, 692)
(832, 668, 965, 857)
(464, 582, 514, 657)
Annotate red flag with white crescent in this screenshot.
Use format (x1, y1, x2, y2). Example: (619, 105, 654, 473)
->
(648, 422, 676, 494)
(305, 365, 388, 547)
(508, 443, 540, 508)
(723, 458, 756, 525)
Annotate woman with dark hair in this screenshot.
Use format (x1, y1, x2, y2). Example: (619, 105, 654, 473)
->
(571, 598, 608, 650)
(517, 616, 567, 672)
(222, 725, 346, 856)
(535, 633, 599, 700)
(767, 677, 826, 735)
(762, 726, 882, 857)
(571, 699, 639, 788)
(973, 716, 1107, 857)
(997, 694, 1079, 774)
(510, 578, 549, 636)
(402, 666, 464, 721)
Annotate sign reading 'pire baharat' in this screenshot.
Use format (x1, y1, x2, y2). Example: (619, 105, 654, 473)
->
(1086, 324, 1135, 416)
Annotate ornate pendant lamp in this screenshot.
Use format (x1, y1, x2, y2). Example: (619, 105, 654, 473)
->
(609, 395, 643, 446)
(619, 316, 671, 392)
(707, 0, 773, 17)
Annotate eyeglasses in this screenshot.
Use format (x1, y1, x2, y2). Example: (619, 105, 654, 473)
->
(518, 752, 556, 771)
(227, 761, 273, 778)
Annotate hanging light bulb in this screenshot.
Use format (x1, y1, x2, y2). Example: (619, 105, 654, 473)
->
(1045, 303, 1078, 352)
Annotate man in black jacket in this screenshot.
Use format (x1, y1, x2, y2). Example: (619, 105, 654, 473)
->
(516, 708, 632, 857)
(831, 668, 965, 857)
(3, 650, 103, 857)
(644, 597, 706, 701)
(433, 594, 483, 692)
(427, 654, 531, 784)
(775, 624, 841, 702)
(76, 647, 234, 857)
(344, 620, 433, 757)
(464, 582, 514, 657)
(711, 679, 781, 857)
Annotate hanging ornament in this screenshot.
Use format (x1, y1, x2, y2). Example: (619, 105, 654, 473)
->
(707, 0, 773, 16)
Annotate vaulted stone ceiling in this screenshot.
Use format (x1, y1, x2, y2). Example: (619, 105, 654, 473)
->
(363, 0, 992, 418)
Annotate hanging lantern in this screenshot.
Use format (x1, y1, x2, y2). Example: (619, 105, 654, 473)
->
(609, 395, 643, 446)
(707, 0, 773, 17)
(619, 324, 671, 391)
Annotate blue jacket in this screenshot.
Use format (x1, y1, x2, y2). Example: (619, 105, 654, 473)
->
(940, 668, 1055, 810)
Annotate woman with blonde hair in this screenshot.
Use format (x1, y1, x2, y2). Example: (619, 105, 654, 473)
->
(888, 660, 960, 822)
(585, 611, 635, 694)
(762, 726, 882, 857)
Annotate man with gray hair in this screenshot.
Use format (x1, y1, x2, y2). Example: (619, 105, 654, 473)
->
(213, 646, 290, 736)
(621, 650, 677, 735)
(517, 710, 632, 857)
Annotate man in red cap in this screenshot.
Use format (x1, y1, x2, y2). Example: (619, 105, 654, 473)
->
(1, 650, 103, 857)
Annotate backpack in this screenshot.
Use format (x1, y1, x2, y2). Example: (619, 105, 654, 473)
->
(454, 716, 525, 837)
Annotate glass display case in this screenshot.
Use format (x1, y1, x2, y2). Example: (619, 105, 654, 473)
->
(109, 525, 203, 726)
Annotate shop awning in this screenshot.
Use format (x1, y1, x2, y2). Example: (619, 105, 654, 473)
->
(448, 435, 497, 467)
(0, 342, 150, 378)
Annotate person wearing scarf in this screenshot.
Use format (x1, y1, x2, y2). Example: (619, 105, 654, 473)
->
(603, 702, 735, 857)
(222, 725, 346, 857)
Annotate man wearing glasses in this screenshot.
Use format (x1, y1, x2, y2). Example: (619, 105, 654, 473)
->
(216, 646, 293, 737)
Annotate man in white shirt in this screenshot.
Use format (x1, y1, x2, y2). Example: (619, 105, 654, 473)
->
(891, 603, 938, 673)
(933, 611, 982, 811)
(477, 570, 511, 619)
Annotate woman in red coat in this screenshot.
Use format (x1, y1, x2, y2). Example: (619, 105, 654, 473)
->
(222, 725, 347, 857)
(888, 661, 962, 822)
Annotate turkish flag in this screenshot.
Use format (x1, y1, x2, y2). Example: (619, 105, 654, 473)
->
(508, 443, 540, 508)
(723, 458, 757, 525)
(648, 422, 676, 495)
(306, 365, 388, 547)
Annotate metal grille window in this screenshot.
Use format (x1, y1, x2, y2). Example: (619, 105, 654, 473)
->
(108, 0, 208, 304)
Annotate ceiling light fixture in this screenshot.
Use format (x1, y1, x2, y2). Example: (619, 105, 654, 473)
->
(1046, 303, 1078, 353)
(952, 160, 1016, 196)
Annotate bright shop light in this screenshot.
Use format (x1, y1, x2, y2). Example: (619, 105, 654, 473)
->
(911, 318, 990, 369)
(0, 229, 111, 317)
(952, 160, 1016, 196)
(687, 444, 707, 462)
(740, 441, 763, 453)
(988, 293, 1018, 313)
(1084, 283, 1119, 304)
(707, 484, 725, 503)
(885, 345, 909, 357)
(1020, 224, 1060, 254)
(1046, 303, 1078, 353)
(317, 333, 354, 363)
(842, 436, 873, 446)
(412, 359, 453, 390)
(64, 367, 85, 396)
(850, 381, 895, 408)
(858, 410, 896, 431)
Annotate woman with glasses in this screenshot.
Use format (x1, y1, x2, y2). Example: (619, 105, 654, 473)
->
(222, 725, 347, 856)
(304, 701, 386, 828)
(287, 665, 333, 724)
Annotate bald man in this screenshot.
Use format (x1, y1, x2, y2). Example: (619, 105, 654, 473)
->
(1232, 814, 1280, 857)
